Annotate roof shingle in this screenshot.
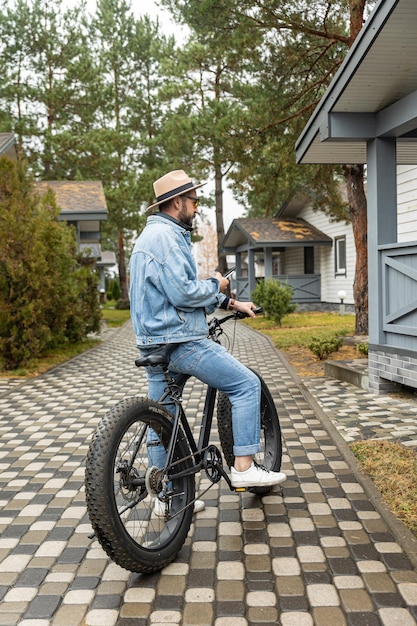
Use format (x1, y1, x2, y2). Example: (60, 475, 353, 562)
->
(35, 181, 107, 215)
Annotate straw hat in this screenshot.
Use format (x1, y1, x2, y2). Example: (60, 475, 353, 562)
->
(146, 170, 206, 212)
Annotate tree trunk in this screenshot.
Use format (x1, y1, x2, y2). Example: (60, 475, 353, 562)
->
(214, 162, 228, 275)
(342, 1, 368, 335)
(349, 0, 367, 46)
(343, 164, 368, 334)
(117, 229, 129, 301)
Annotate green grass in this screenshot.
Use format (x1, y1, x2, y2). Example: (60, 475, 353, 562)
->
(101, 303, 131, 327)
(1, 338, 99, 378)
(243, 311, 356, 350)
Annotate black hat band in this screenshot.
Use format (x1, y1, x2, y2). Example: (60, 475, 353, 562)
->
(156, 182, 194, 203)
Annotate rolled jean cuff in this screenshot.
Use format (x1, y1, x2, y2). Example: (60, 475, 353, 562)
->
(233, 443, 261, 457)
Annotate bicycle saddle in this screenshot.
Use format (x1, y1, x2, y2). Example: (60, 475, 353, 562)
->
(135, 344, 176, 367)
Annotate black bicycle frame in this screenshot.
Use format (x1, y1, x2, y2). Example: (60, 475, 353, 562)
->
(157, 371, 218, 477)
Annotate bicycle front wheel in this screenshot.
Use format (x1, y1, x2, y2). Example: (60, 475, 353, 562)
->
(85, 397, 195, 573)
(217, 369, 282, 495)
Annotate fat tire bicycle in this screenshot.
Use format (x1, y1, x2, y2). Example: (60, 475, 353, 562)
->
(85, 309, 283, 573)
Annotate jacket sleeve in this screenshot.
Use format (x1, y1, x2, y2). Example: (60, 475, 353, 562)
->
(152, 237, 227, 312)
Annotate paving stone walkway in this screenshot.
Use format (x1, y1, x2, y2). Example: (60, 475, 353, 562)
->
(304, 375, 417, 447)
(0, 319, 417, 626)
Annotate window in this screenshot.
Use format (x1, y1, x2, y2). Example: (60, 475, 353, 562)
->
(272, 253, 281, 275)
(304, 247, 314, 274)
(335, 236, 346, 275)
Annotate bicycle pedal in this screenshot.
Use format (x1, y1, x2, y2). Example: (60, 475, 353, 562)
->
(233, 487, 247, 493)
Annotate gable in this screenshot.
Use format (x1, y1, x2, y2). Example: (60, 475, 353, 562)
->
(222, 217, 332, 251)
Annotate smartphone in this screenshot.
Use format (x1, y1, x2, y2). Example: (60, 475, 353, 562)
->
(223, 267, 236, 279)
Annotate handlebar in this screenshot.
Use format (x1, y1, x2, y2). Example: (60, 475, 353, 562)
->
(219, 306, 263, 324)
(207, 306, 263, 342)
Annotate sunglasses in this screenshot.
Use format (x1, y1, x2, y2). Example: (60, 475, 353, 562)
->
(182, 195, 199, 208)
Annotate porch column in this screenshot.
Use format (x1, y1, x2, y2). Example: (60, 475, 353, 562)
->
(367, 137, 397, 392)
(264, 247, 273, 279)
(236, 252, 242, 277)
(247, 248, 256, 296)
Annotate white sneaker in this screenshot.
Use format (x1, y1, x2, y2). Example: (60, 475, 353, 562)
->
(231, 462, 287, 488)
(154, 497, 205, 517)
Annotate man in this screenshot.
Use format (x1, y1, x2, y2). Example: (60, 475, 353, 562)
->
(129, 170, 286, 512)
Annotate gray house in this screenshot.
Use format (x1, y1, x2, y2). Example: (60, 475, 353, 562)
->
(1, 133, 116, 295)
(296, 0, 417, 393)
(222, 216, 332, 305)
(35, 180, 116, 292)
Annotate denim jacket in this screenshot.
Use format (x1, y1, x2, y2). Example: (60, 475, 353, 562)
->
(129, 213, 227, 346)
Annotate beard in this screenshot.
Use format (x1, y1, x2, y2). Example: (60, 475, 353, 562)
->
(178, 202, 195, 227)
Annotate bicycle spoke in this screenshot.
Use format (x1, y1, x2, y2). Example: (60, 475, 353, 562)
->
(85, 398, 195, 572)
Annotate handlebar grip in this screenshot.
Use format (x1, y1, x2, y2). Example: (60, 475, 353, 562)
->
(235, 306, 263, 319)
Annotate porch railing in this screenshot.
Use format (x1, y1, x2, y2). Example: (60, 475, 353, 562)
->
(234, 274, 321, 303)
(379, 242, 417, 349)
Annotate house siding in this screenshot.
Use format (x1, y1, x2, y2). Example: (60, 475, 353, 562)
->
(297, 205, 355, 305)
(397, 165, 417, 242)
(283, 248, 303, 275)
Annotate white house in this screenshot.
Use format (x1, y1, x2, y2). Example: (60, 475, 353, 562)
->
(295, 0, 417, 393)
(277, 194, 355, 309)
(221, 196, 355, 312)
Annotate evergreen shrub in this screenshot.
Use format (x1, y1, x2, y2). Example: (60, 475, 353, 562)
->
(0, 157, 101, 370)
(357, 342, 368, 356)
(252, 278, 297, 326)
(307, 334, 343, 360)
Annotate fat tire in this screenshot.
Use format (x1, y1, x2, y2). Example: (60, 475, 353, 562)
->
(217, 369, 282, 495)
(85, 397, 194, 573)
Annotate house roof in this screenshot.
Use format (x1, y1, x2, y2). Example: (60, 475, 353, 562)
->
(296, 0, 417, 165)
(97, 250, 117, 267)
(0, 133, 17, 159)
(222, 217, 332, 251)
(35, 181, 108, 221)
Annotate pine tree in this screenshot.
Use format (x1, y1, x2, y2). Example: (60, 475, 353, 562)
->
(162, 0, 375, 333)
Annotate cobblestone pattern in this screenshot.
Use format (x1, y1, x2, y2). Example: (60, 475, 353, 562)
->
(0, 320, 416, 625)
(303, 376, 417, 448)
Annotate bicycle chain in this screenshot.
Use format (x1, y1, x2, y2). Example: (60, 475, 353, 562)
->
(155, 444, 226, 520)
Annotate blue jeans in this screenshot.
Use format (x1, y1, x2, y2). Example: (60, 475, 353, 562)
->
(141, 338, 261, 463)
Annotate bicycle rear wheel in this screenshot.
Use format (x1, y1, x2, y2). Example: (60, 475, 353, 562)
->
(217, 369, 282, 495)
(85, 397, 195, 573)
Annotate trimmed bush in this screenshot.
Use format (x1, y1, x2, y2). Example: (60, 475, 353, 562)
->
(357, 342, 369, 356)
(252, 278, 297, 326)
(307, 334, 343, 360)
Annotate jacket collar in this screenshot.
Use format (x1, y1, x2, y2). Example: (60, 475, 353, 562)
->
(154, 211, 194, 232)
